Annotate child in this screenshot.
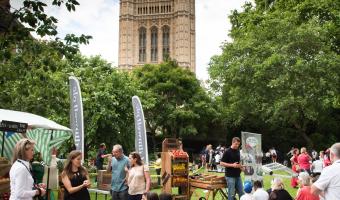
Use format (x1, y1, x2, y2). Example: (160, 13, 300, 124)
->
(240, 181, 254, 200)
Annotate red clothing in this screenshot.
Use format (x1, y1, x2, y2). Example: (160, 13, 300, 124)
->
(298, 153, 311, 170)
(292, 155, 298, 165)
(291, 176, 299, 188)
(296, 186, 319, 200)
(291, 155, 299, 187)
(323, 156, 331, 167)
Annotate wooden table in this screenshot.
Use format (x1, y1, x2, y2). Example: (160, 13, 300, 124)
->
(189, 175, 227, 200)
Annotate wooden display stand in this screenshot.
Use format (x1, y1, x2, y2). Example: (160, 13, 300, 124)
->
(161, 138, 189, 200)
(189, 175, 227, 200)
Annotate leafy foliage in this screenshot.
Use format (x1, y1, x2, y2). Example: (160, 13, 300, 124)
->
(133, 61, 219, 139)
(0, 0, 140, 157)
(0, 0, 92, 60)
(0, 39, 138, 158)
(209, 0, 340, 148)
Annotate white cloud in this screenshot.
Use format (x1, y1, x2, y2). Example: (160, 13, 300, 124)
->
(196, 0, 247, 81)
(11, 0, 247, 79)
(45, 0, 120, 65)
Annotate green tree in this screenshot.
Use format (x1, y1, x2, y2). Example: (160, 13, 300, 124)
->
(65, 56, 138, 153)
(133, 61, 219, 144)
(0, 40, 138, 157)
(209, 0, 340, 148)
(0, 0, 139, 158)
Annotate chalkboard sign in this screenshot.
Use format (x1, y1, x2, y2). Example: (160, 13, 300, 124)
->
(0, 120, 28, 133)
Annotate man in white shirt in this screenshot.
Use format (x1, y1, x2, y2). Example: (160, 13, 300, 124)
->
(253, 180, 269, 200)
(311, 143, 340, 199)
(311, 157, 323, 176)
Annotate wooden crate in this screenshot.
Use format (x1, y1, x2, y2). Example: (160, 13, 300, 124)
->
(97, 170, 112, 191)
(0, 157, 11, 177)
(0, 178, 10, 194)
(161, 138, 189, 199)
(189, 175, 226, 190)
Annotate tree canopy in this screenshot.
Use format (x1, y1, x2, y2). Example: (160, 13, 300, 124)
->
(0, 0, 137, 157)
(209, 0, 340, 149)
(133, 61, 220, 142)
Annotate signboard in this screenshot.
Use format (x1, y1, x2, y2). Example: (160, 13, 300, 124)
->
(0, 120, 28, 133)
(132, 96, 149, 165)
(241, 131, 263, 182)
(69, 76, 84, 163)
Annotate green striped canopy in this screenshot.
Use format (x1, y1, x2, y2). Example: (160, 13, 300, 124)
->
(0, 128, 71, 165)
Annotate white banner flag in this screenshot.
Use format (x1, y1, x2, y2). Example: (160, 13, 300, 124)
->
(69, 76, 84, 163)
(132, 96, 149, 165)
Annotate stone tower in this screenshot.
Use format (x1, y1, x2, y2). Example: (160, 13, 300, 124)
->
(118, 0, 196, 72)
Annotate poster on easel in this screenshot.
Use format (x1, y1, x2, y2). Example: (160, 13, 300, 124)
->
(241, 132, 263, 182)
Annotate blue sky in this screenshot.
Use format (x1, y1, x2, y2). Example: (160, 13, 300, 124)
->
(12, 0, 247, 80)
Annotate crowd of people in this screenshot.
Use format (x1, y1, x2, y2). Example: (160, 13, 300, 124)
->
(9, 140, 155, 200)
(216, 138, 340, 200)
(289, 146, 331, 189)
(199, 144, 227, 171)
(8, 136, 340, 200)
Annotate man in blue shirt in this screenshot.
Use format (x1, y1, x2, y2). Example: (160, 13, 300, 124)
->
(107, 144, 130, 200)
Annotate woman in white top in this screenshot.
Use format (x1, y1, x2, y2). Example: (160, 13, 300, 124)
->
(10, 138, 46, 200)
(127, 152, 151, 200)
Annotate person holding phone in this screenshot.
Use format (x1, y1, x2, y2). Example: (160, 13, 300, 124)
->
(220, 137, 244, 200)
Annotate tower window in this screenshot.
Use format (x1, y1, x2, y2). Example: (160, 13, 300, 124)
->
(151, 27, 158, 62)
(139, 27, 146, 62)
(162, 26, 170, 60)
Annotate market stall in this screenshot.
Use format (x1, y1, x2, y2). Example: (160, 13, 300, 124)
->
(0, 109, 72, 199)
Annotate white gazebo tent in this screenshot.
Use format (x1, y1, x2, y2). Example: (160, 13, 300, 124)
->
(0, 109, 71, 131)
(0, 109, 73, 195)
(0, 109, 72, 163)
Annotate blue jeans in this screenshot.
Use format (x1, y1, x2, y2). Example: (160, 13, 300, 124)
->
(226, 176, 244, 200)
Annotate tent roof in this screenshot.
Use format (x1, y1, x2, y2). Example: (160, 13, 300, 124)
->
(0, 109, 71, 132)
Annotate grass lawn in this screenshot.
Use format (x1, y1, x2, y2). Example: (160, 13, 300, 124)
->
(51, 167, 298, 200)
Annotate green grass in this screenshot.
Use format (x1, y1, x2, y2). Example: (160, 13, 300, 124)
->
(51, 168, 297, 200)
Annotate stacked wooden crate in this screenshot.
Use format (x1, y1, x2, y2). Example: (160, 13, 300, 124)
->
(189, 174, 226, 189)
(161, 138, 189, 200)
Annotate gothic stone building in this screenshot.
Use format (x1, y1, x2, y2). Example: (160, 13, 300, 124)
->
(118, 0, 196, 72)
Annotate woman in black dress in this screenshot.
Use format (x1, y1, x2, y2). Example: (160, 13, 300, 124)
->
(61, 150, 91, 200)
